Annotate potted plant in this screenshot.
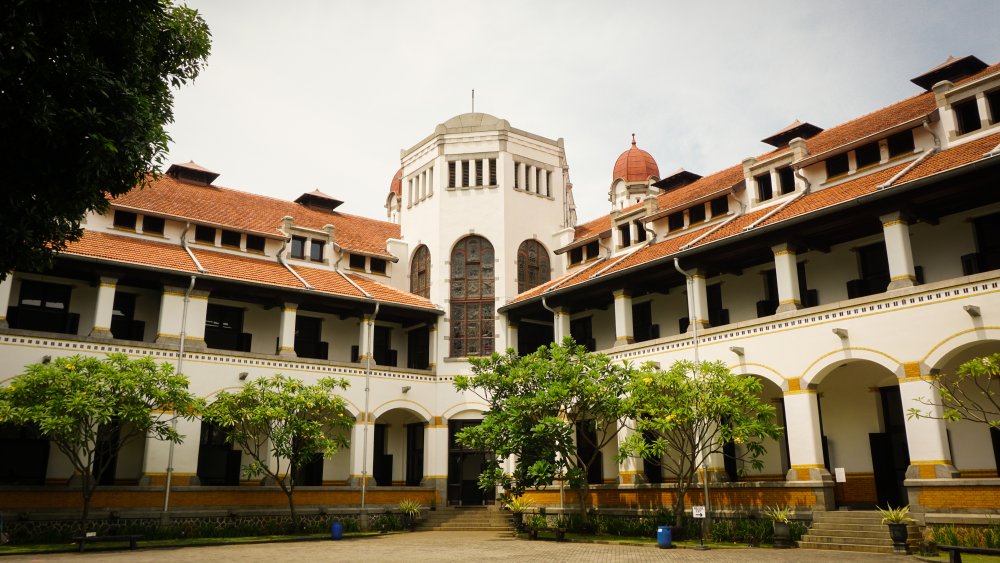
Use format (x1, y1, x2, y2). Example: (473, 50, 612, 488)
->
(877, 504, 914, 554)
(763, 505, 793, 548)
(397, 498, 422, 530)
(505, 496, 533, 533)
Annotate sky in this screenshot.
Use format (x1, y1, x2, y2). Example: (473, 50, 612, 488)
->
(165, 0, 1000, 226)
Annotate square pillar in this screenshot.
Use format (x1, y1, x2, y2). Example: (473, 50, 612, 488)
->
(539, 168, 548, 196)
(155, 285, 207, 351)
(350, 414, 375, 488)
(427, 321, 438, 370)
(357, 315, 372, 361)
(689, 271, 710, 330)
(517, 162, 526, 190)
(277, 303, 298, 358)
(783, 381, 832, 482)
(0, 274, 15, 329)
(423, 418, 449, 505)
(467, 159, 475, 186)
(899, 364, 960, 479)
(506, 319, 518, 355)
(89, 276, 118, 338)
(552, 306, 571, 344)
(140, 417, 202, 486)
(612, 289, 634, 346)
(772, 244, 802, 313)
(617, 423, 646, 485)
(880, 212, 917, 290)
(528, 165, 537, 193)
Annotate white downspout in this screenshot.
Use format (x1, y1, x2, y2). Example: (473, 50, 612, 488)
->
(878, 118, 939, 190)
(681, 191, 746, 250)
(162, 273, 196, 519)
(743, 167, 811, 232)
(360, 301, 380, 514)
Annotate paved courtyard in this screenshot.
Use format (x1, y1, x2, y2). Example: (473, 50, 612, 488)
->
(6, 531, 909, 562)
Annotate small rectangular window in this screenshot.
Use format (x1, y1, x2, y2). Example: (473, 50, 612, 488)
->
(777, 166, 796, 195)
(310, 240, 324, 262)
(887, 130, 915, 158)
(246, 234, 265, 253)
(688, 204, 706, 224)
(710, 196, 729, 217)
(195, 225, 216, 244)
(634, 220, 647, 243)
(113, 210, 137, 230)
(987, 90, 1000, 125)
(954, 98, 982, 135)
(489, 159, 497, 185)
(546, 171, 552, 196)
(142, 215, 164, 235)
(475, 160, 483, 186)
(462, 161, 470, 187)
(619, 224, 631, 248)
(448, 161, 456, 188)
(370, 257, 387, 274)
(584, 241, 599, 260)
(825, 153, 849, 180)
(349, 253, 366, 270)
(290, 236, 306, 259)
(220, 230, 241, 248)
(668, 212, 685, 231)
(755, 172, 773, 201)
(569, 247, 584, 264)
(855, 142, 881, 169)
(514, 163, 521, 189)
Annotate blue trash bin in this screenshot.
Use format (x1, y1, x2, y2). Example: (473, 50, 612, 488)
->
(657, 525, 672, 549)
(331, 521, 343, 540)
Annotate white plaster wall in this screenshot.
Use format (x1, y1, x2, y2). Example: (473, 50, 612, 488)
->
(323, 314, 360, 364)
(719, 264, 768, 324)
(71, 283, 97, 336)
(116, 424, 146, 481)
(817, 364, 892, 473)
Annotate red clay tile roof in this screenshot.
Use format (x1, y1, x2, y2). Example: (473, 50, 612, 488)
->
(651, 164, 745, 218)
(571, 215, 612, 243)
(600, 226, 713, 276)
(112, 175, 400, 259)
(613, 136, 659, 182)
(62, 231, 438, 311)
(509, 258, 610, 304)
(389, 168, 403, 198)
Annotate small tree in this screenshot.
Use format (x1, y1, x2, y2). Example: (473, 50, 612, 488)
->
(908, 353, 1000, 429)
(202, 374, 353, 530)
(0, 354, 201, 523)
(620, 360, 782, 527)
(454, 338, 634, 524)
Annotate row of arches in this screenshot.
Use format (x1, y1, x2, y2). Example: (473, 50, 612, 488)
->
(409, 237, 551, 357)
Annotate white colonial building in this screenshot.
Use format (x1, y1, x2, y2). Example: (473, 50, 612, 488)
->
(2, 55, 1000, 521)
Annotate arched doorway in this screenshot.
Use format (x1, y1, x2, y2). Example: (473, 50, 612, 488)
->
(372, 408, 428, 487)
(447, 410, 495, 506)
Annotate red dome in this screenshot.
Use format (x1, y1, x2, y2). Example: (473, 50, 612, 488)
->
(389, 167, 402, 197)
(613, 135, 659, 182)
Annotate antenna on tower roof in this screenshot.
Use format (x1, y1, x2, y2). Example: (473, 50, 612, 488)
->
(472, 89, 475, 113)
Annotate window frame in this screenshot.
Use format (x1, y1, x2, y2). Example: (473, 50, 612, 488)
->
(449, 236, 496, 358)
(516, 239, 551, 294)
(195, 225, 216, 244)
(141, 215, 165, 235)
(113, 210, 137, 231)
(246, 234, 265, 253)
(220, 230, 241, 248)
(309, 239, 325, 262)
(348, 253, 366, 270)
(290, 236, 307, 259)
(410, 245, 431, 298)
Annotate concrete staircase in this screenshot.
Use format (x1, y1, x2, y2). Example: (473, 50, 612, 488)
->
(798, 510, 921, 554)
(415, 506, 514, 532)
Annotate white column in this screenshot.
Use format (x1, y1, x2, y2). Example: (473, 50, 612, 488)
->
(539, 168, 548, 196)
(427, 168, 434, 197)
(783, 382, 831, 482)
(455, 160, 463, 188)
(553, 307, 571, 344)
(468, 159, 475, 186)
(484, 159, 491, 187)
(155, 285, 207, 351)
(350, 414, 375, 488)
(357, 315, 372, 361)
(427, 322, 438, 370)
(423, 418, 448, 504)
(689, 272, 710, 330)
(0, 275, 12, 328)
(613, 289, 634, 346)
(517, 162, 526, 190)
(507, 319, 518, 355)
(90, 276, 117, 338)
(772, 244, 802, 313)
(277, 303, 297, 358)
(528, 165, 537, 193)
(899, 367, 959, 479)
(617, 423, 644, 485)
(141, 417, 202, 486)
(880, 212, 917, 290)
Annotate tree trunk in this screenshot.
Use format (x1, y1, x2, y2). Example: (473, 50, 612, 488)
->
(283, 480, 298, 533)
(576, 481, 590, 526)
(81, 471, 93, 526)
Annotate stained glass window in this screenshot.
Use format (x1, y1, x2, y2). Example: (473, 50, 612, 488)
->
(410, 245, 430, 298)
(516, 239, 551, 294)
(450, 236, 495, 357)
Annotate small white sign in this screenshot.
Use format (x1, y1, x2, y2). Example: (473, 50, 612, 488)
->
(692, 505, 706, 519)
(835, 467, 846, 483)
(86, 531, 97, 538)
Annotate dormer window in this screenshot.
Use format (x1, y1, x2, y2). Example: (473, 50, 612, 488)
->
(668, 212, 684, 232)
(310, 240, 324, 262)
(221, 230, 241, 248)
(777, 166, 796, 195)
(855, 142, 881, 169)
(755, 172, 773, 202)
(569, 247, 584, 264)
(825, 153, 849, 180)
(887, 130, 914, 158)
(290, 236, 306, 259)
(634, 220, 647, 243)
(987, 90, 1000, 125)
(688, 204, 706, 225)
(195, 225, 216, 244)
(710, 196, 729, 217)
(113, 211, 137, 230)
(370, 257, 387, 274)
(246, 235, 265, 253)
(349, 253, 366, 270)
(585, 241, 599, 260)
(142, 216, 164, 235)
(619, 224, 631, 248)
(954, 98, 982, 135)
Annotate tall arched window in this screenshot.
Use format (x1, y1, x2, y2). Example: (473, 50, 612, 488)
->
(410, 245, 430, 298)
(517, 239, 551, 293)
(450, 236, 495, 357)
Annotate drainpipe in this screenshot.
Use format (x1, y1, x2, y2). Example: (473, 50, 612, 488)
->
(360, 301, 380, 516)
(743, 167, 811, 232)
(276, 236, 313, 290)
(878, 118, 939, 190)
(681, 191, 746, 250)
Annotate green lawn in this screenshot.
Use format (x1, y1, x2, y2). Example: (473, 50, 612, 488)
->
(919, 553, 1000, 562)
(0, 532, 383, 556)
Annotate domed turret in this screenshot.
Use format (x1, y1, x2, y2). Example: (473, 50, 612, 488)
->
(609, 135, 660, 210)
(385, 167, 403, 224)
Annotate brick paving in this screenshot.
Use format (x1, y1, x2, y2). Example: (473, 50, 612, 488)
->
(6, 531, 907, 562)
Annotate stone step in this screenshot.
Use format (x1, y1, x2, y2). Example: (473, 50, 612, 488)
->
(799, 534, 897, 547)
(813, 514, 885, 524)
(802, 530, 896, 541)
(798, 541, 895, 555)
(807, 524, 918, 534)
(418, 526, 513, 532)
